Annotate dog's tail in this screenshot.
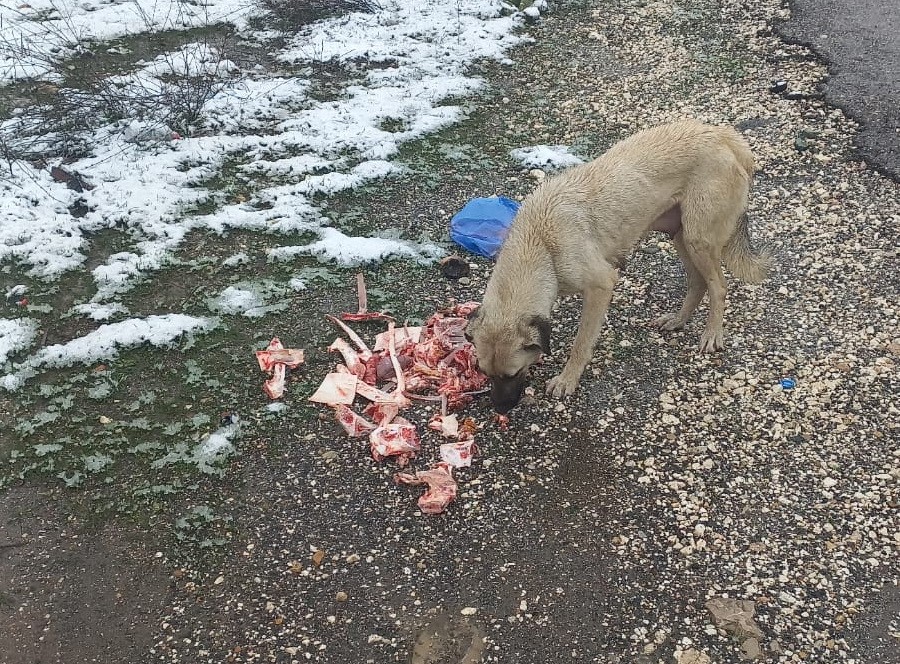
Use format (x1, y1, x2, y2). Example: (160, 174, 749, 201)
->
(723, 213, 773, 284)
(719, 127, 771, 284)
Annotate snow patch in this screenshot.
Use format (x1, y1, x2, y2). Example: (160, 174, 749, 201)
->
(269, 227, 444, 266)
(0, 318, 39, 365)
(152, 419, 241, 475)
(2, 314, 215, 390)
(509, 144, 586, 171)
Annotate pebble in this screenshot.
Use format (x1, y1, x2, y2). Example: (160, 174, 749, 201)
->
(675, 648, 712, 664)
(741, 637, 762, 660)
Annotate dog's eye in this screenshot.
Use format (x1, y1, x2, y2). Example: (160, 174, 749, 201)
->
(464, 331, 473, 343)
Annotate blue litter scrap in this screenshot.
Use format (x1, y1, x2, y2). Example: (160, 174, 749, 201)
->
(780, 378, 796, 390)
(449, 196, 520, 259)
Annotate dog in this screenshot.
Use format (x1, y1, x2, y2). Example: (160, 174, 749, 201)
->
(466, 119, 772, 414)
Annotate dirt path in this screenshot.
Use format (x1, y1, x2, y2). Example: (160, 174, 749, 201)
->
(0, 486, 169, 664)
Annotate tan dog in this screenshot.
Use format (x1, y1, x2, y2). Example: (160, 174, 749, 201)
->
(467, 119, 772, 413)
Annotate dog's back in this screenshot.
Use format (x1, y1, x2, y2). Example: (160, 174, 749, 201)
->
(600, 119, 754, 182)
(502, 120, 757, 290)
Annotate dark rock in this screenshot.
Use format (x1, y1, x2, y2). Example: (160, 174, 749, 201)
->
(439, 255, 471, 279)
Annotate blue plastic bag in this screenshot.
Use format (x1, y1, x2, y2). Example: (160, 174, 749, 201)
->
(449, 196, 520, 259)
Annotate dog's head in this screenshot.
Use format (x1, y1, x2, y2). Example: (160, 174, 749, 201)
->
(466, 310, 550, 414)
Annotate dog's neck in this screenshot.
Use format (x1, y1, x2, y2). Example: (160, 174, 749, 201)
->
(485, 242, 558, 319)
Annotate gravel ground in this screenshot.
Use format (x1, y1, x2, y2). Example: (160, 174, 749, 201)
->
(4, 0, 898, 662)
(148, 0, 898, 661)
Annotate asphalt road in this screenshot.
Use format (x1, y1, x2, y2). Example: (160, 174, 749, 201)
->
(778, 0, 900, 180)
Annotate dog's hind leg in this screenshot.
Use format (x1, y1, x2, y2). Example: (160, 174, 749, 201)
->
(651, 232, 707, 331)
(547, 266, 618, 398)
(682, 239, 727, 352)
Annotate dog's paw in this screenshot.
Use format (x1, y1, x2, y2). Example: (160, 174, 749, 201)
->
(546, 373, 580, 398)
(698, 329, 724, 353)
(651, 313, 685, 331)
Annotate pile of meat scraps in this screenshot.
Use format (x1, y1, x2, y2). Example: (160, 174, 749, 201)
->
(308, 274, 487, 514)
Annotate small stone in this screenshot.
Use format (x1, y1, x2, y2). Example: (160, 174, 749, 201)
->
(458, 276, 471, 286)
(705, 597, 763, 639)
(741, 637, 762, 660)
(676, 648, 712, 664)
(823, 477, 837, 488)
(336, 591, 348, 602)
(439, 255, 470, 279)
(346, 553, 361, 564)
(528, 168, 546, 180)
(460, 607, 477, 616)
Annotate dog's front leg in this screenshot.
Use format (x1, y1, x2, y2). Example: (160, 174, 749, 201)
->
(546, 270, 617, 398)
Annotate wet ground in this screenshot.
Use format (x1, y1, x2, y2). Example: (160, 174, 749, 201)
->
(778, 0, 900, 180)
(2, 0, 899, 663)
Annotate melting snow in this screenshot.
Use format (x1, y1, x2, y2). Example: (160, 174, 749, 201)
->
(2, 314, 215, 390)
(0, 0, 534, 385)
(509, 144, 586, 171)
(0, 318, 39, 366)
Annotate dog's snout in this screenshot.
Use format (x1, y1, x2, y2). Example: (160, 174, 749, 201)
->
(490, 375, 526, 414)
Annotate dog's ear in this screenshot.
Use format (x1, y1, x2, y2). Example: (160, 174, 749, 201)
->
(464, 306, 481, 342)
(527, 315, 550, 355)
